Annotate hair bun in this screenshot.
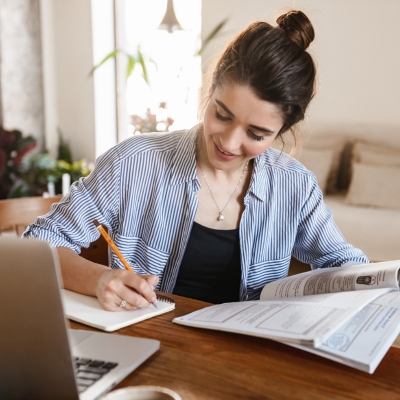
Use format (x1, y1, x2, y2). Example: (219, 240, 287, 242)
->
(276, 10, 315, 50)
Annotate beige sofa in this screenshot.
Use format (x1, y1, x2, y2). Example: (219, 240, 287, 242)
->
(293, 133, 400, 262)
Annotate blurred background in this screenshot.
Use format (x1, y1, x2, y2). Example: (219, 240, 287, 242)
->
(0, 0, 398, 162)
(0, 0, 399, 261)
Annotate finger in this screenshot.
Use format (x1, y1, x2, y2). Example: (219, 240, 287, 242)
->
(101, 290, 140, 312)
(121, 273, 158, 306)
(103, 277, 151, 309)
(116, 297, 139, 311)
(96, 271, 141, 310)
(97, 270, 157, 309)
(138, 274, 159, 289)
(98, 289, 128, 311)
(119, 285, 152, 308)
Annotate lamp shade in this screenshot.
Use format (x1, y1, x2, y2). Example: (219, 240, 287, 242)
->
(158, 0, 183, 33)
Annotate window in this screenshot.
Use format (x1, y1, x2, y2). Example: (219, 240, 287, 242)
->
(117, 0, 202, 140)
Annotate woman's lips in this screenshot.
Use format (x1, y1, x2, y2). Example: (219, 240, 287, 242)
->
(213, 142, 237, 161)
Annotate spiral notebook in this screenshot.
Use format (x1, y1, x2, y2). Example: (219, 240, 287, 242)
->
(61, 290, 175, 332)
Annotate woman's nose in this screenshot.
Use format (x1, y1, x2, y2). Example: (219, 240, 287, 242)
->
(220, 127, 243, 152)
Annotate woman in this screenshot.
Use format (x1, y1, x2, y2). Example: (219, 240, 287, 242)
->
(24, 10, 368, 309)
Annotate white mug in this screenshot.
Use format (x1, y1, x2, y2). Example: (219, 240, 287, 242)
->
(100, 386, 182, 400)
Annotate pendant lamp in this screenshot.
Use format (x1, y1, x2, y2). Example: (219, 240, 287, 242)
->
(158, 0, 183, 33)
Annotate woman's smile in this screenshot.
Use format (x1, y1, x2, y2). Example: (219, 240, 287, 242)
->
(201, 84, 284, 172)
(214, 141, 241, 160)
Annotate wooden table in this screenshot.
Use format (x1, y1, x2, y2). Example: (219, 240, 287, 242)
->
(70, 294, 400, 400)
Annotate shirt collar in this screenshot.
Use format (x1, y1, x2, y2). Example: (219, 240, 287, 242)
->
(247, 153, 268, 202)
(249, 148, 291, 202)
(169, 127, 276, 201)
(169, 125, 199, 186)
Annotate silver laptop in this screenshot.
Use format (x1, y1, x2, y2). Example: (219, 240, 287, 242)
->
(0, 237, 160, 400)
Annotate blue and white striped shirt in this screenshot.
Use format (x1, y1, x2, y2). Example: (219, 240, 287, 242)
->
(24, 126, 369, 300)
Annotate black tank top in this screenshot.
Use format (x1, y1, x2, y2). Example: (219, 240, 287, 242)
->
(173, 222, 241, 304)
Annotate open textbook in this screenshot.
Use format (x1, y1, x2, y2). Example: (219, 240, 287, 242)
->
(286, 290, 400, 373)
(62, 289, 175, 332)
(173, 260, 400, 372)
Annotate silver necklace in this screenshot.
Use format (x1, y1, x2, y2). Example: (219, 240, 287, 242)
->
(198, 161, 249, 222)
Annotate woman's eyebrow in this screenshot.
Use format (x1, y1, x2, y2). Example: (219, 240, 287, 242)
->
(249, 124, 275, 134)
(215, 99, 235, 117)
(215, 99, 275, 134)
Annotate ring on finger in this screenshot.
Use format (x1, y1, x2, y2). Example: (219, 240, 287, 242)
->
(120, 299, 127, 308)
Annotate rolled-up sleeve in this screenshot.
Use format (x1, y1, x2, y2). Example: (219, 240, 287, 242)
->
(292, 174, 370, 269)
(23, 147, 121, 253)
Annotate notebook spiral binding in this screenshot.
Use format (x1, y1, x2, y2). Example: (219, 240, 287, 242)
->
(156, 294, 175, 304)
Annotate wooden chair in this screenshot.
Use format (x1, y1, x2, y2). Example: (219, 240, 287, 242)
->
(80, 235, 109, 266)
(0, 196, 63, 236)
(288, 257, 310, 276)
(0, 196, 109, 266)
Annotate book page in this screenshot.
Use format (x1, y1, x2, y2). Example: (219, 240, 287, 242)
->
(261, 260, 400, 300)
(61, 290, 175, 332)
(285, 291, 400, 373)
(173, 288, 392, 346)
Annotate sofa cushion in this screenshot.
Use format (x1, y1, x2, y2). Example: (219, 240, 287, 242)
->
(325, 194, 400, 261)
(301, 135, 347, 193)
(346, 162, 400, 210)
(352, 140, 400, 167)
(273, 134, 347, 193)
(297, 148, 334, 193)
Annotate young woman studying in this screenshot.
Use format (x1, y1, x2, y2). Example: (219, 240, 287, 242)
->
(23, 10, 368, 310)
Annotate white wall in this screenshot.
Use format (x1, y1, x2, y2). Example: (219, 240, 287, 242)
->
(40, 0, 117, 162)
(40, 0, 59, 157)
(40, 0, 400, 160)
(201, 0, 400, 145)
(91, 0, 118, 158)
(1, 0, 44, 150)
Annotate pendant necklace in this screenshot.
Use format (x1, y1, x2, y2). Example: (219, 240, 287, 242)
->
(198, 161, 249, 222)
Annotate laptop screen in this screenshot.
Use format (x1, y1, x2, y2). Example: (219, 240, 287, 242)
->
(0, 237, 81, 399)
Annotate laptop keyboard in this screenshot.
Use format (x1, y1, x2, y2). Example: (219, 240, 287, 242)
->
(74, 357, 118, 393)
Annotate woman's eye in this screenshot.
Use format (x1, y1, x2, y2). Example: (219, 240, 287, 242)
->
(215, 110, 231, 122)
(248, 131, 264, 141)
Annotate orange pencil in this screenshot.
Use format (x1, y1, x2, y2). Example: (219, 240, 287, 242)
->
(93, 219, 157, 308)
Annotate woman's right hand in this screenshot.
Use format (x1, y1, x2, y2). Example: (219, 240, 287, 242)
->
(96, 269, 160, 311)
(57, 247, 159, 312)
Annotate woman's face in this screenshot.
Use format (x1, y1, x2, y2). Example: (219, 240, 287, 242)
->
(202, 84, 284, 171)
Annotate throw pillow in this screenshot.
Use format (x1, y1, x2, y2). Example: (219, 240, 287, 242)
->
(273, 134, 347, 193)
(352, 141, 400, 167)
(346, 162, 400, 210)
(302, 135, 347, 193)
(297, 148, 334, 193)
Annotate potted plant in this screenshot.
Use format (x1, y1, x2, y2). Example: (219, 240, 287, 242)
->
(0, 127, 36, 199)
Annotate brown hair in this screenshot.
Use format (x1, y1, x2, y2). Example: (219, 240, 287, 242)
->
(208, 10, 316, 141)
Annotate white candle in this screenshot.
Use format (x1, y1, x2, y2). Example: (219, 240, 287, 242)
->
(62, 173, 71, 196)
(47, 181, 55, 196)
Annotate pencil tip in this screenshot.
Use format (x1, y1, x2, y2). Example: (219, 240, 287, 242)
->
(93, 219, 100, 227)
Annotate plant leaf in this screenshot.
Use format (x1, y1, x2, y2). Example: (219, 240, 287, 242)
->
(197, 18, 228, 56)
(126, 54, 138, 80)
(89, 49, 120, 76)
(137, 49, 150, 84)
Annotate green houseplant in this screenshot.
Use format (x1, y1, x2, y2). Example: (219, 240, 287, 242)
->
(0, 127, 36, 199)
(0, 127, 92, 199)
